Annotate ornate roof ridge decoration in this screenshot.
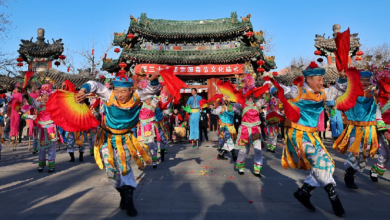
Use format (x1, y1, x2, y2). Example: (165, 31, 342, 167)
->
(314, 24, 361, 56)
(18, 28, 64, 63)
(0, 69, 104, 91)
(127, 12, 252, 39)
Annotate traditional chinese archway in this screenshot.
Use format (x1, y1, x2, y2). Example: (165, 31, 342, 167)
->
(102, 12, 276, 99)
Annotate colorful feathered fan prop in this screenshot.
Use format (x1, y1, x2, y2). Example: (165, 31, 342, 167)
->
(378, 76, 390, 107)
(266, 111, 285, 124)
(216, 80, 245, 105)
(46, 90, 100, 132)
(199, 94, 224, 109)
(21, 71, 34, 93)
(263, 76, 300, 122)
(245, 84, 271, 98)
(336, 67, 364, 111)
(293, 76, 304, 86)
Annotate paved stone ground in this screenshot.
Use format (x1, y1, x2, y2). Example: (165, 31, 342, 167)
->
(1, 131, 390, 220)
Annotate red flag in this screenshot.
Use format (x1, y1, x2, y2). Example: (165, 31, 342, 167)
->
(92, 48, 95, 56)
(334, 28, 350, 72)
(159, 67, 188, 103)
(22, 71, 34, 93)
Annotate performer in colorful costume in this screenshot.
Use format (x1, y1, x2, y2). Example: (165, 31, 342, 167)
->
(137, 91, 160, 168)
(24, 83, 60, 173)
(333, 71, 384, 189)
(0, 94, 5, 160)
(235, 88, 266, 176)
(265, 99, 284, 153)
(76, 72, 160, 217)
(327, 100, 344, 139)
(211, 98, 238, 161)
(8, 83, 22, 151)
(267, 62, 347, 217)
(186, 88, 202, 148)
(155, 96, 173, 162)
(370, 71, 390, 182)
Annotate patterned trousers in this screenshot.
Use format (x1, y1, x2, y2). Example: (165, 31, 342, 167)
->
(101, 144, 136, 189)
(235, 140, 263, 174)
(372, 135, 389, 176)
(38, 143, 57, 169)
(344, 137, 370, 172)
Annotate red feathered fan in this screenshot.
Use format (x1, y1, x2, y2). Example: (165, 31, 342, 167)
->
(46, 90, 100, 132)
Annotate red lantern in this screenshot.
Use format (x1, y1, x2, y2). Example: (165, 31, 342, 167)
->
(317, 58, 323, 63)
(54, 61, 61, 67)
(99, 75, 106, 79)
(127, 33, 135, 39)
(356, 51, 364, 56)
(118, 69, 126, 75)
(256, 60, 265, 66)
(59, 55, 66, 60)
(16, 57, 23, 62)
(355, 57, 362, 61)
(246, 31, 253, 37)
(114, 48, 121, 54)
(16, 62, 23, 67)
(257, 68, 265, 73)
(272, 71, 278, 77)
(119, 62, 127, 69)
(260, 46, 264, 50)
(67, 66, 70, 72)
(314, 50, 321, 56)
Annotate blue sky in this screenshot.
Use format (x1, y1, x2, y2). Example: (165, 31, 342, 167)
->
(2, 0, 390, 73)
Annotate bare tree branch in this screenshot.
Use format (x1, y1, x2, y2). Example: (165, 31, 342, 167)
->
(0, 0, 13, 41)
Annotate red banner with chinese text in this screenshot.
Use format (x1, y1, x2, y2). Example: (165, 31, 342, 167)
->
(135, 64, 244, 75)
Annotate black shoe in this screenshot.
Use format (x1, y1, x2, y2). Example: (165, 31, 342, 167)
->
(294, 183, 316, 212)
(271, 149, 276, 153)
(370, 170, 379, 182)
(254, 173, 261, 178)
(231, 150, 237, 162)
(69, 153, 75, 162)
(153, 162, 157, 169)
(122, 185, 138, 217)
(38, 167, 43, 172)
(160, 150, 165, 162)
(344, 167, 358, 189)
(79, 152, 84, 162)
(217, 150, 228, 160)
(116, 188, 126, 210)
(48, 168, 55, 173)
(324, 184, 345, 218)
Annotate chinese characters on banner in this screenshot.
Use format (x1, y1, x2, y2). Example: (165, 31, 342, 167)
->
(134, 64, 244, 75)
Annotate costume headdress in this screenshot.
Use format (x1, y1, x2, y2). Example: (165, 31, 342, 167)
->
(40, 83, 53, 96)
(113, 73, 134, 88)
(302, 62, 325, 77)
(360, 71, 372, 78)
